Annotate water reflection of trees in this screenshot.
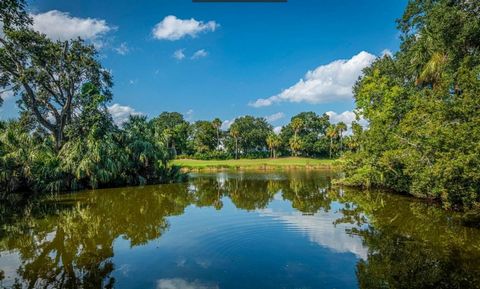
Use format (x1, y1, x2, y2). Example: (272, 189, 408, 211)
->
(1, 184, 193, 289)
(280, 177, 332, 213)
(191, 175, 480, 289)
(1, 173, 480, 289)
(330, 188, 480, 289)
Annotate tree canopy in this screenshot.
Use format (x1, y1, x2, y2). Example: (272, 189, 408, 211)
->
(342, 0, 480, 210)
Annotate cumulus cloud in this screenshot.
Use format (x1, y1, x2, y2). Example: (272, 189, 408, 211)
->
(191, 49, 208, 59)
(156, 278, 218, 289)
(107, 103, 143, 126)
(152, 15, 218, 41)
(326, 110, 357, 125)
(221, 118, 235, 130)
(114, 42, 129, 55)
(31, 10, 112, 43)
(273, 126, 283, 134)
(173, 49, 185, 60)
(265, 112, 285, 123)
(250, 51, 376, 107)
(326, 110, 368, 134)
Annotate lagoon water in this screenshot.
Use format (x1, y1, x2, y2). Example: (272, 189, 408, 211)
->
(1, 171, 480, 289)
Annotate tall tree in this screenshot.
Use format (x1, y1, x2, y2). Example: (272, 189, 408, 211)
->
(266, 133, 281, 158)
(326, 125, 337, 159)
(192, 120, 217, 154)
(212, 118, 222, 149)
(228, 116, 272, 157)
(344, 0, 480, 209)
(336, 122, 347, 152)
(229, 126, 240, 160)
(151, 112, 190, 156)
(0, 4, 112, 150)
(291, 117, 304, 140)
(280, 112, 331, 157)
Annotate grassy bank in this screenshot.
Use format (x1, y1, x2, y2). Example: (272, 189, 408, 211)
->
(172, 157, 337, 171)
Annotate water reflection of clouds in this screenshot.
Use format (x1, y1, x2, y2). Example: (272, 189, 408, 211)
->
(258, 206, 368, 260)
(157, 278, 219, 289)
(0, 251, 21, 286)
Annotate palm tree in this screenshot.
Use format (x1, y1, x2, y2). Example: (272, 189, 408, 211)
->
(288, 118, 304, 157)
(212, 118, 222, 149)
(289, 137, 302, 157)
(326, 125, 337, 159)
(411, 31, 448, 89)
(291, 118, 304, 139)
(266, 133, 281, 158)
(417, 51, 448, 89)
(336, 122, 347, 152)
(230, 127, 240, 159)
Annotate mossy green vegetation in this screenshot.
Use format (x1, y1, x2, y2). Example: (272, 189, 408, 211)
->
(172, 157, 336, 171)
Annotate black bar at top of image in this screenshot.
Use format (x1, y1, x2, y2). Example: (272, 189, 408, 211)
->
(194, 0, 286, 2)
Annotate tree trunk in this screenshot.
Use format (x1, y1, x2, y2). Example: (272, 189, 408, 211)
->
(235, 138, 238, 159)
(329, 138, 332, 159)
(171, 141, 177, 158)
(340, 132, 343, 152)
(54, 128, 64, 151)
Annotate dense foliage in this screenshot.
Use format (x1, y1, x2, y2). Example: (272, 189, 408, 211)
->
(342, 0, 480, 210)
(170, 112, 352, 160)
(0, 1, 184, 197)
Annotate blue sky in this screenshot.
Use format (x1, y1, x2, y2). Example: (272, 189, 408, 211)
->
(1, 0, 407, 129)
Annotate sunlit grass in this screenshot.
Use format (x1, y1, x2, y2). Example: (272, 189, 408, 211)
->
(172, 157, 337, 170)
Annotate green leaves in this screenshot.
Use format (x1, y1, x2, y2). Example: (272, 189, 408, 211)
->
(344, 0, 480, 210)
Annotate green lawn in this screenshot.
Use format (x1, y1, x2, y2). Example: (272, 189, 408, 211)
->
(172, 157, 337, 171)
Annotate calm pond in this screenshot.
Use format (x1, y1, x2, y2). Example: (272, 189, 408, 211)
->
(1, 171, 480, 289)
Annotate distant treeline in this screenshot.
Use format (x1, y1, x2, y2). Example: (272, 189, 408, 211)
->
(146, 111, 357, 160)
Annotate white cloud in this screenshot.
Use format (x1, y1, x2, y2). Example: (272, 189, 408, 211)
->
(326, 110, 368, 134)
(173, 49, 185, 60)
(191, 49, 208, 59)
(273, 126, 283, 134)
(114, 42, 129, 55)
(185, 109, 194, 122)
(221, 118, 236, 130)
(152, 15, 218, 41)
(258, 205, 368, 260)
(326, 110, 357, 125)
(250, 51, 376, 107)
(157, 278, 218, 289)
(221, 113, 284, 131)
(381, 49, 393, 57)
(31, 10, 112, 43)
(107, 103, 143, 126)
(265, 112, 285, 123)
